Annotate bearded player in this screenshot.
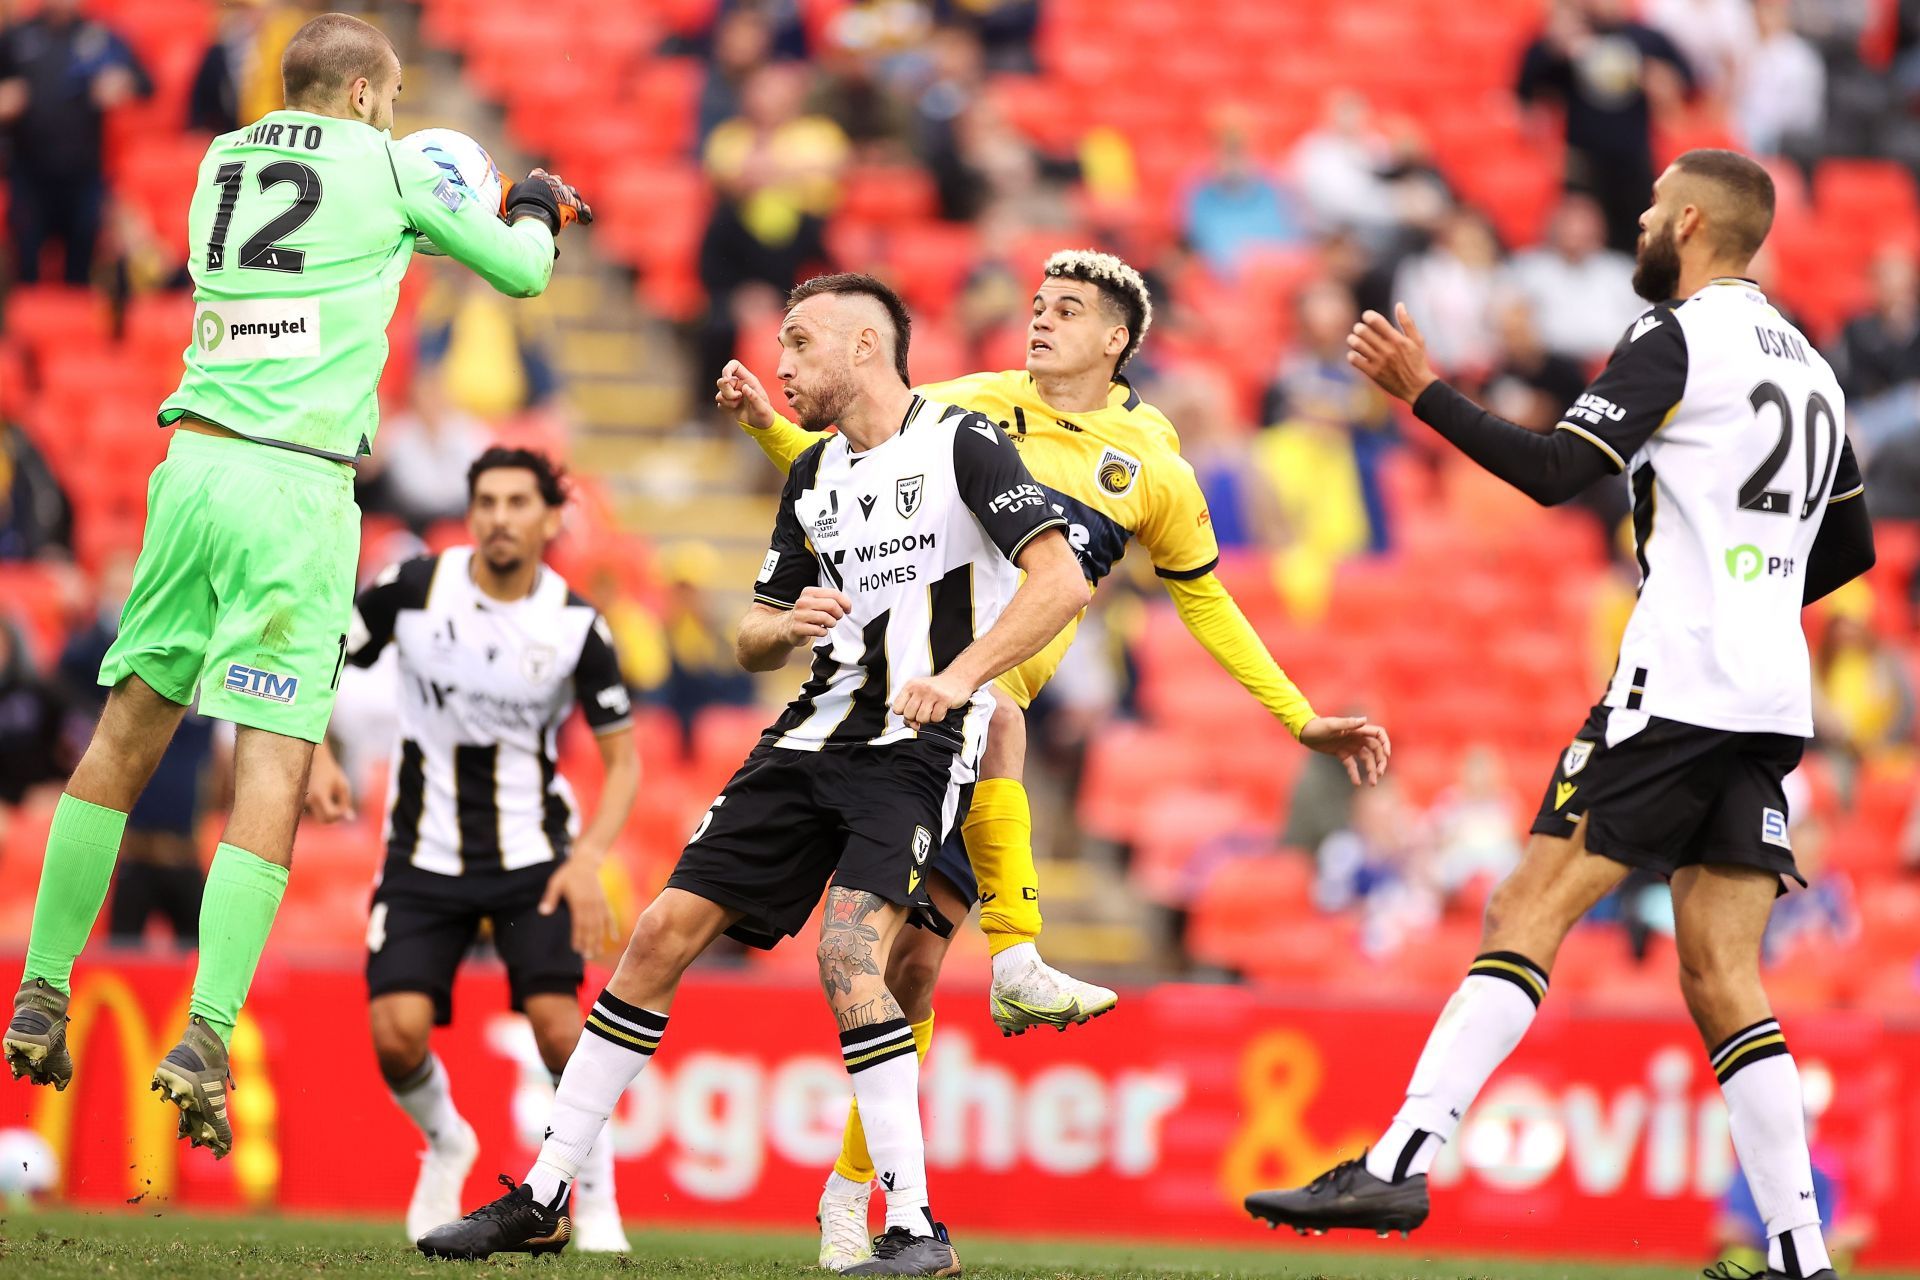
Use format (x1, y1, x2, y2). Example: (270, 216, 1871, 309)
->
(721, 250, 1391, 1270)
(2, 13, 591, 1159)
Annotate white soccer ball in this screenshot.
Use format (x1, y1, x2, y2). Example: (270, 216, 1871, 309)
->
(399, 128, 504, 257)
(0, 1127, 59, 1203)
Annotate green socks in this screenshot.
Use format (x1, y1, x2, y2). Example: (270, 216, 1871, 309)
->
(189, 843, 289, 1045)
(24, 794, 128, 994)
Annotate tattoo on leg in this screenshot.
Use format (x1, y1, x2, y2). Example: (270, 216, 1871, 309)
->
(837, 995, 902, 1031)
(819, 887, 886, 1001)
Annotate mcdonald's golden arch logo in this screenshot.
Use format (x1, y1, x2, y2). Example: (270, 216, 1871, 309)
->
(30, 972, 280, 1205)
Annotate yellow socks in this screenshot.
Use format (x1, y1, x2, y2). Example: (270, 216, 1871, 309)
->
(964, 778, 1040, 957)
(832, 1012, 935, 1183)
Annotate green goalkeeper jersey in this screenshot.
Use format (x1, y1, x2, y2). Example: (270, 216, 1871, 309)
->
(159, 110, 555, 463)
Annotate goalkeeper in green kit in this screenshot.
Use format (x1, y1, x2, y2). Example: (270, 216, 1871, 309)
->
(2, 13, 591, 1158)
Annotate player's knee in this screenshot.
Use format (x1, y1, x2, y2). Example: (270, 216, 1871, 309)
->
(368, 1013, 428, 1084)
(981, 692, 1026, 775)
(619, 905, 703, 982)
(1677, 941, 1760, 1013)
(886, 945, 942, 1016)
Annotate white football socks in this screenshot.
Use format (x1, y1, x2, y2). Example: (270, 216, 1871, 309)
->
(989, 941, 1038, 984)
(1365, 951, 1548, 1183)
(840, 1018, 933, 1235)
(1713, 1019, 1831, 1278)
(525, 991, 665, 1208)
(390, 1053, 465, 1149)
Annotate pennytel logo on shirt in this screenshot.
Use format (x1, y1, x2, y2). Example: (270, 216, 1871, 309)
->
(195, 298, 321, 363)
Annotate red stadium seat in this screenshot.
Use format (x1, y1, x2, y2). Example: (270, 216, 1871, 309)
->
(1187, 853, 1315, 970)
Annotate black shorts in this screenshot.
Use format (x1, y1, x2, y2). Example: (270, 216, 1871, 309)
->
(667, 738, 960, 949)
(1530, 704, 1807, 885)
(366, 854, 584, 1026)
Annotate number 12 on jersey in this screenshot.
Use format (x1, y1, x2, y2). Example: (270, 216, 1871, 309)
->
(207, 160, 324, 274)
(1740, 380, 1840, 520)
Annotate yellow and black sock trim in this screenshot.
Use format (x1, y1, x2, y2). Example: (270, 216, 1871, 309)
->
(841, 1018, 916, 1075)
(584, 989, 667, 1055)
(1712, 1017, 1789, 1085)
(1468, 951, 1549, 1008)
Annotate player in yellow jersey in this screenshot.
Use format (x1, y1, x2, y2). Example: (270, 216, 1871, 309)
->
(719, 249, 1391, 1271)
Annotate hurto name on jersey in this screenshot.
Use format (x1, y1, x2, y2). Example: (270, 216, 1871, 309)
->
(195, 298, 321, 362)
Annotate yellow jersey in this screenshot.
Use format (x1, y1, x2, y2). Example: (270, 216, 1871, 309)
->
(742, 370, 1317, 734)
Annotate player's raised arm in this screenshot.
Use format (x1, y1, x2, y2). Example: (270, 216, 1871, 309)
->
(720, 359, 827, 473)
(1349, 302, 1685, 507)
(1138, 451, 1388, 783)
(390, 144, 563, 297)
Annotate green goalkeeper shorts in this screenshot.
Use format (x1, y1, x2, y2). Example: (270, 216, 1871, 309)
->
(100, 428, 361, 744)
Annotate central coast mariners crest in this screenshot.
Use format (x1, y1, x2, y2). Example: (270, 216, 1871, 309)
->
(1562, 739, 1594, 777)
(522, 643, 557, 684)
(896, 474, 925, 519)
(1096, 446, 1141, 496)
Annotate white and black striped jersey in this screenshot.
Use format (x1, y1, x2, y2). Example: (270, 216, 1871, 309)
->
(753, 394, 1067, 753)
(345, 547, 633, 875)
(1556, 278, 1864, 738)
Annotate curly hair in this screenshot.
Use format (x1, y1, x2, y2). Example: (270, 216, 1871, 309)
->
(1042, 249, 1154, 371)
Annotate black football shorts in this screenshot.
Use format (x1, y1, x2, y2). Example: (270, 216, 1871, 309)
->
(667, 738, 960, 949)
(366, 855, 584, 1026)
(1530, 704, 1807, 885)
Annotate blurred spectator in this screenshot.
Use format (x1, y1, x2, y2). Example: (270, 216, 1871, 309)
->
(934, 0, 1039, 74)
(1736, 0, 1825, 157)
(1182, 113, 1303, 277)
(189, 0, 302, 134)
(0, 0, 152, 285)
(1518, 0, 1695, 253)
(359, 369, 491, 531)
(1264, 279, 1395, 553)
(1287, 92, 1395, 245)
(1392, 206, 1504, 377)
(103, 194, 190, 308)
(1152, 365, 1264, 551)
(698, 63, 847, 401)
(697, 7, 776, 144)
(1502, 193, 1642, 364)
(1812, 584, 1916, 765)
(0, 417, 72, 561)
(1483, 293, 1629, 535)
(415, 270, 562, 420)
(913, 25, 985, 220)
(1643, 0, 1754, 96)
(626, 543, 755, 755)
(1313, 778, 1442, 956)
(1429, 745, 1523, 898)
(0, 619, 72, 805)
(1830, 250, 1920, 453)
(810, 7, 917, 157)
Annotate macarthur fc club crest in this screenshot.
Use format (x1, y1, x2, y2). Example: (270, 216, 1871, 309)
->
(522, 643, 557, 684)
(1562, 740, 1594, 777)
(896, 474, 925, 519)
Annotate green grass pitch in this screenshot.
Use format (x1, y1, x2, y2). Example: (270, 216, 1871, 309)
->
(4, 1210, 1919, 1280)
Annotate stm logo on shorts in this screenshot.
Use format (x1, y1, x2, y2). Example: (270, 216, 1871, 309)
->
(1762, 808, 1791, 850)
(225, 663, 300, 704)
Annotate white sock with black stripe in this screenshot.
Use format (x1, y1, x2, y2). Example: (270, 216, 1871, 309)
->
(1713, 1018, 1831, 1278)
(1365, 951, 1549, 1183)
(841, 1018, 932, 1235)
(525, 991, 665, 1209)
(389, 1053, 465, 1150)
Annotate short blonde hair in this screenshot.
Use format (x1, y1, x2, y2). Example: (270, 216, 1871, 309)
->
(1043, 249, 1153, 371)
